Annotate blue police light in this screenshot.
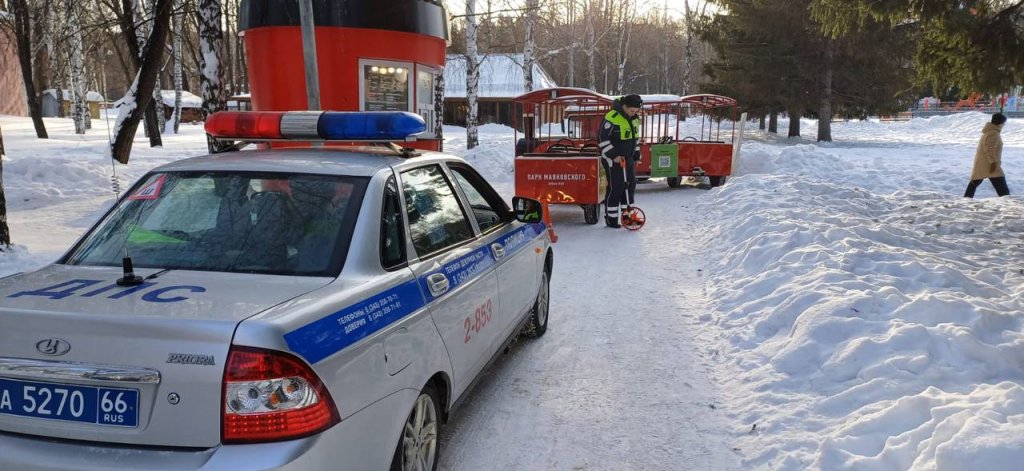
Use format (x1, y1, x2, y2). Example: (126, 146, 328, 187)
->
(317, 112, 426, 141)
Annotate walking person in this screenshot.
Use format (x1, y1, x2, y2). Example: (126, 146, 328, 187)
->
(598, 94, 643, 228)
(965, 113, 1010, 198)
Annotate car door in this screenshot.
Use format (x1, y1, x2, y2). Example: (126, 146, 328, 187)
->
(399, 164, 501, 398)
(447, 163, 542, 342)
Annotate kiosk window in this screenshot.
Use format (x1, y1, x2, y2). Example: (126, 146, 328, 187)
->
(417, 68, 438, 137)
(363, 64, 410, 111)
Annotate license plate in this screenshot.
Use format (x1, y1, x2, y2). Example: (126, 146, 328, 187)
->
(0, 377, 139, 427)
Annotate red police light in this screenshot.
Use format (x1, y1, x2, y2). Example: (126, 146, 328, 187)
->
(205, 112, 285, 139)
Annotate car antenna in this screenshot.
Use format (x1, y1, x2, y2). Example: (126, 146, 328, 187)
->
(116, 247, 145, 286)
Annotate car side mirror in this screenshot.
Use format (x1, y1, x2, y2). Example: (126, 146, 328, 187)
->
(512, 197, 544, 224)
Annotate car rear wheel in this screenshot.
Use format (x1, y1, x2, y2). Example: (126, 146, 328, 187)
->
(525, 271, 550, 338)
(390, 385, 441, 471)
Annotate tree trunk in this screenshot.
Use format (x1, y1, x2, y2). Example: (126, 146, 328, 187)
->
(145, 0, 166, 134)
(788, 108, 802, 138)
(68, 0, 88, 135)
(817, 40, 834, 143)
(768, 109, 778, 134)
(522, 0, 538, 92)
(682, 1, 695, 95)
(121, 0, 163, 146)
(566, 0, 575, 87)
(433, 72, 444, 150)
(585, 0, 596, 90)
(111, 0, 173, 164)
(198, 0, 226, 120)
(173, 0, 183, 133)
(465, 0, 480, 150)
(0, 122, 8, 247)
(615, 0, 632, 94)
(759, 113, 766, 130)
(11, 0, 48, 138)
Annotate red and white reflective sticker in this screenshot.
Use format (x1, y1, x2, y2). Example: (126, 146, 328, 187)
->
(129, 175, 167, 200)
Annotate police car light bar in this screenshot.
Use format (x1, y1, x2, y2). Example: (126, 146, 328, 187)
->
(205, 111, 426, 142)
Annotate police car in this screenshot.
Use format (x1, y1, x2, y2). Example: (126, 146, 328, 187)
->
(0, 111, 553, 470)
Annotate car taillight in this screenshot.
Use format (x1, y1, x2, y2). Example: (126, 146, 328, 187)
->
(222, 346, 339, 443)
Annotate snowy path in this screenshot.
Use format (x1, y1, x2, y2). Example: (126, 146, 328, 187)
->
(440, 183, 740, 471)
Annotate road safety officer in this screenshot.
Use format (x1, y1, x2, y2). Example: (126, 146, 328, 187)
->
(598, 94, 643, 228)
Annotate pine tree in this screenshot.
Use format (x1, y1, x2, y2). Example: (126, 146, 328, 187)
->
(813, 0, 1023, 92)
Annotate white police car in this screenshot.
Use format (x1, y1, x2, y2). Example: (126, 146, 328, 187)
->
(0, 111, 553, 470)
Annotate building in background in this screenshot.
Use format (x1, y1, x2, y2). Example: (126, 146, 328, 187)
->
(159, 90, 204, 123)
(0, 19, 27, 117)
(443, 54, 558, 127)
(40, 90, 106, 119)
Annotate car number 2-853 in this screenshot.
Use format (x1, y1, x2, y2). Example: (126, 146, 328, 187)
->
(0, 377, 139, 427)
(464, 299, 493, 344)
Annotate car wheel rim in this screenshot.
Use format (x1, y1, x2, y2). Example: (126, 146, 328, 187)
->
(403, 394, 437, 471)
(537, 273, 549, 327)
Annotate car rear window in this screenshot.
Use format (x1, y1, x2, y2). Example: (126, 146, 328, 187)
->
(63, 171, 368, 276)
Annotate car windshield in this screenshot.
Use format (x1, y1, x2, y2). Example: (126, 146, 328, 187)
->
(64, 171, 368, 276)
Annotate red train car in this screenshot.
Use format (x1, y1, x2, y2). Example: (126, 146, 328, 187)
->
(239, 0, 449, 151)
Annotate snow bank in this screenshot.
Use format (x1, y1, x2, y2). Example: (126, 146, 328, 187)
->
(698, 141, 1024, 469)
(0, 246, 52, 278)
(442, 124, 516, 188)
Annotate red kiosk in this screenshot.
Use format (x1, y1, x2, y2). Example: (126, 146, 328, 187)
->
(239, 0, 449, 151)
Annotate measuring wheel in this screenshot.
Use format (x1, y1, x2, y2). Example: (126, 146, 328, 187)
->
(621, 207, 646, 231)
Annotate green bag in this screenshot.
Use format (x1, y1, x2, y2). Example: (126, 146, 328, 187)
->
(650, 143, 679, 178)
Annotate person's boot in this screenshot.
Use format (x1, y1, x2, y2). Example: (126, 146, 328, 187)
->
(605, 216, 620, 228)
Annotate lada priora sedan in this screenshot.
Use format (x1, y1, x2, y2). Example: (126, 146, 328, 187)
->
(0, 111, 554, 470)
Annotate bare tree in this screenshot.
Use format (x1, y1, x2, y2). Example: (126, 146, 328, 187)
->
(10, 0, 47, 138)
(0, 121, 8, 247)
(68, 0, 88, 134)
(584, 2, 596, 90)
(614, 0, 633, 94)
(433, 72, 444, 149)
(111, 0, 173, 164)
(465, 0, 481, 149)
(172, 0, 183, 133)
(198, 0, 226, 120)
(522, 0, 538, 92)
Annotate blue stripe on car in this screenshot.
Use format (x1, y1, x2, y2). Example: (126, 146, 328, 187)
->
(284, 223, 546, 364)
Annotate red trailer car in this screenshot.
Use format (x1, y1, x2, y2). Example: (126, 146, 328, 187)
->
(512, 88, 740, 224)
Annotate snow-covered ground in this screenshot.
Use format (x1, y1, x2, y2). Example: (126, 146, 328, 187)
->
(1, 112, 1022, 470)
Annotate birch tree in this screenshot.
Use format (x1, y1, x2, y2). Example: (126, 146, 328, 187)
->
(172, 0, 183, 133)
(521, 0, 538, 92)
(198, 0, 226, 120)
(111, 0, 173, 164)
(614, 0, 633, 94)
(433, 72, 444, 149)
(67, 0, 88, 134)
(465, 0, 481, 149)
(584, 0, 600, 90)
(0, 122, 8, 247)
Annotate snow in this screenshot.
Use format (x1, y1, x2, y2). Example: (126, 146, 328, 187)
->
(160, 90, 202, 109)
(444, 54, 558, 98)
(2, 110, 1023, 470)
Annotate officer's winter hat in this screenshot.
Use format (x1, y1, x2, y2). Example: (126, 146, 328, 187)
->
(621, 94, 643, 108)
(992, 113, 1007, 126)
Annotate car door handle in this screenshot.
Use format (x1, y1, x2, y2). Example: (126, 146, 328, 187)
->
(427, 273, 450, 297)
(490, 243, 505, 260)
